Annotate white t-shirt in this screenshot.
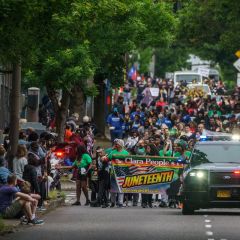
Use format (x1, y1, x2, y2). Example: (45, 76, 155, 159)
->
(13, 157, 28, 179)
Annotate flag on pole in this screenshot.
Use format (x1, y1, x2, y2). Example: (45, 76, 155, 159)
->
(128, 66, 137, 80)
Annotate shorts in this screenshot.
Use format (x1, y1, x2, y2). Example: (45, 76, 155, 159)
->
(3, 200, 23, 219)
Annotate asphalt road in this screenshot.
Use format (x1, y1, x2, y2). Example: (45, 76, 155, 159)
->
(3, 202, 240, 240)
(3, 139, 240, 240)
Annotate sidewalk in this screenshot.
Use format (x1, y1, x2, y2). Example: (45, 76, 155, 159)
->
(0, 197, 65, 236)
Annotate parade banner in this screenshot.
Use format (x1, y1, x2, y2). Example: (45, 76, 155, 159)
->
(111, 155, 184, 194)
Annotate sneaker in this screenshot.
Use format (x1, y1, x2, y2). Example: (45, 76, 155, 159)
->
(142, 203, 147, 208)
(72, 201, 81, 206)
(90, 201, 100, 207)
(28, 218, 44, 226)
(159, 201, 168, 208)
(110, 203, 115, 208)
(37, 206, 47, 211)
(84, 200, 90, 206)
(20, 216, 28, 225)
(118, 204, 124, 208)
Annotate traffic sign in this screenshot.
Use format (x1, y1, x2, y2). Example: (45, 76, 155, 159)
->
(237, 73, 240, 86)
(233, 58, 240, 72)
(235, 50, 240, 58)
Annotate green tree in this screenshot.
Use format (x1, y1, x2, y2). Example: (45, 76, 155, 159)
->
(25, 1, 97, 142)
(155, 45, 190, 77)
(22, 0, 177, 139)
(0, 0, 45, 165)
(178, 0, 240, 83)
(88, 0, 177, 133)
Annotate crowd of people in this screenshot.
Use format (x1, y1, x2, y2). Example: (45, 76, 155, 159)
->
(0, 120, 95, 225)
(102, 76, 240, 207)
(0, 131, 49, 225)
(1, 75, 240, 224)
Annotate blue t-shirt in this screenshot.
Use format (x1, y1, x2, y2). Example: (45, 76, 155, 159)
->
(131, 120, 141, 130)
(130, 111, 145, 121)
(0, 185, 19, 213)
(163, 118, 173, 128)
(107, 114, 124, 132)
(0, 167, 11, 185)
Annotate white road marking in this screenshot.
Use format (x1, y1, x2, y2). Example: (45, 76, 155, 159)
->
(205, 225, 212, 228)
(205, 219, 211, 223)
(207, 239, 214, 240)
(204, 215, 208, 217)
(206, 231, 213, 236)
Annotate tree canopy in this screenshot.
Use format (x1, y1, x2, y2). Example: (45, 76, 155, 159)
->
(178, 0, 240, 82)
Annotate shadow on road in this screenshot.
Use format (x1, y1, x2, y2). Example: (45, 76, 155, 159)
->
(195, 210, 240, 216)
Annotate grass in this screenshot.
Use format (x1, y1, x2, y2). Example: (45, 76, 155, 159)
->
(0, 217, 14, 235)
(48, 190, 66, 200)
(0, 217, 5, 232)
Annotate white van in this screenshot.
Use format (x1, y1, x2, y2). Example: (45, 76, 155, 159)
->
(173, 71, 203, 87)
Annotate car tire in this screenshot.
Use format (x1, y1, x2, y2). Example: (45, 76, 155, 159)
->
(182, 201, 195, 215)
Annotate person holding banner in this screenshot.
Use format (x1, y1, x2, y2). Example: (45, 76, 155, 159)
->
(91, 147, 110, 208)
(142, 143, 159, 208)
(173, 139, 191, 161)
(107, 139, 129, 208)
(159, 138, 172, 157)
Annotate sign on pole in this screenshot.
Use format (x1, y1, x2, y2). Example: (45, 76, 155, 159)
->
(237, 73, 240, 87)
(198, 67, 209, 78)
(235, 50, 240, 58)
(149, 87, 159, 97)
(233, 59, 240, 72)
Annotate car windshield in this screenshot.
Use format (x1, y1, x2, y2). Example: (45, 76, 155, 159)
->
(191, 144, 240, 165)
(176, 74, 201, 83)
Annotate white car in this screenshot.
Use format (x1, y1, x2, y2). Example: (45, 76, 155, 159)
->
(173, 71, 203, 87)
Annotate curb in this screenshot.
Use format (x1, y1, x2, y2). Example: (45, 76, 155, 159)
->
(39, 197, 65, 216)
(0, 197, 65, 236)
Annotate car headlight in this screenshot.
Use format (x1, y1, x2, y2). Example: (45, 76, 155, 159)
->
(189, 171, 205, 178)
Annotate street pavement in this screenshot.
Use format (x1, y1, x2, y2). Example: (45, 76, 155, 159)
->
(3, 139, 240, 240)
(3, 195, 240, 240)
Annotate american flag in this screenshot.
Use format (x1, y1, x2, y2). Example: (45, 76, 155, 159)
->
(115, 165, 156, 185)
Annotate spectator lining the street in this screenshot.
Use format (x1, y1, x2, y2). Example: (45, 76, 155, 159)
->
(0, 174, 44, 225)
(0, 148, 10, 186)
(13, 144, 28, 181)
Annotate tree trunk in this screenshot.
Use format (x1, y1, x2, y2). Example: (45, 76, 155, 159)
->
(47, 87, 71, 143)
(69, 85, 85, 122)
(94, 83, 105, 136)
(55, 89, 70, 142)
(8, 63, 21, 170)
(94, 75, 109, 136)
